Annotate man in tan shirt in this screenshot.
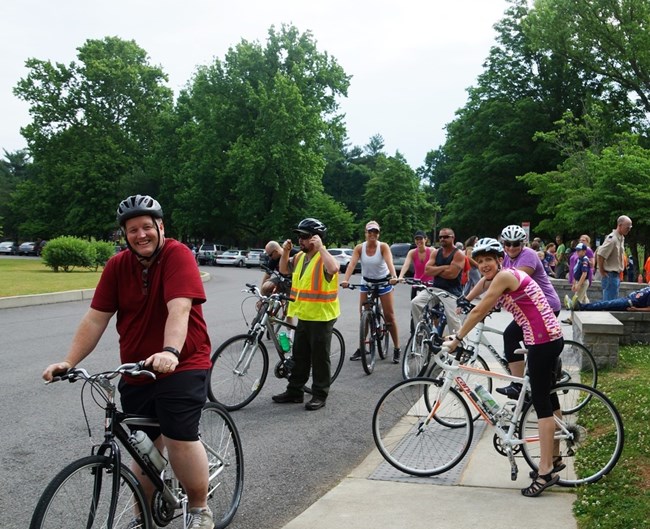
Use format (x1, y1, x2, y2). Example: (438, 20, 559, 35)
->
(596, 215, 632, 300)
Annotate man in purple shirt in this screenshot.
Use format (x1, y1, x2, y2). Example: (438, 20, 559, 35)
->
(497, 225, 561, 398)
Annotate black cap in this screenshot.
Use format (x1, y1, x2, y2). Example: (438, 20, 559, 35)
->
(414, 230, 426, 238)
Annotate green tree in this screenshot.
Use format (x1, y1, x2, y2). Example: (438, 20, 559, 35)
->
(13, 37, 173, 239)
(364, 153, 435, 242)
(168, 25, 351, 246)
(0, 149, 32, 239)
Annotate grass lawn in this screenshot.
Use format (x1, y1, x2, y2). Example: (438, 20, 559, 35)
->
(0, 258, 102, 297)
(575, 344, 650, 529)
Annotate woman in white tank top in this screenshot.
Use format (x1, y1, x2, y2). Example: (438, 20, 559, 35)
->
(341, 220, 401, 364)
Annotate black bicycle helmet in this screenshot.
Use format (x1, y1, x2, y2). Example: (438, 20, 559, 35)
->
(293, 217, 327, 238)
(116, 195, 163, 226)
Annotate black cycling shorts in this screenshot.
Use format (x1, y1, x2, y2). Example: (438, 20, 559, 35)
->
(119, 369, 208, 442)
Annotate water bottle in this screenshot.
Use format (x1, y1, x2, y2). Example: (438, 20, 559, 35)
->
(278, 331, 292, 353)
(128, 430, 168, 473)
(475, 384, 500, 415)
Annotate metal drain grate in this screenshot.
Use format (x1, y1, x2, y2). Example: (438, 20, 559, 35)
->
(369, 421, 487, 486)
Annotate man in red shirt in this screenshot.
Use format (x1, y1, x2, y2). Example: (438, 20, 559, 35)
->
(42, 194, 215, 528)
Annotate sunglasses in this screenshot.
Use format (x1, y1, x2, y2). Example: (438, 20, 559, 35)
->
(367, 229, 380, 234)
(297, 233, 312, 240)
(438, 235, 452, 240)
(504, 241, 522, 248)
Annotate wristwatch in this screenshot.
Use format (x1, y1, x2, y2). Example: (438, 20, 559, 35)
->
(162, 346, 181, 359)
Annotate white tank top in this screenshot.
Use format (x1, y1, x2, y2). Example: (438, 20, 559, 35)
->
(361, 242, 389, 281)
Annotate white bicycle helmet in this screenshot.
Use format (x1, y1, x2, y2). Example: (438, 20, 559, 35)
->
(500, 225, 527, 242)
(472, 238, 504, 258)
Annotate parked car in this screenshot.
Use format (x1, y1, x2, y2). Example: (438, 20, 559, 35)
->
(245, 249, 265, 268)
(328, 248, 360, 274)
(215, 249, 248, 267)
(0, 241, 19, 255)
(197, 243, 227, 265)
(390, 242, 414, 275)
(18, 241, 38, 256)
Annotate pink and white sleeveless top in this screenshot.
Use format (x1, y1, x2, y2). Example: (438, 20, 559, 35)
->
(498, 269, 562, 345)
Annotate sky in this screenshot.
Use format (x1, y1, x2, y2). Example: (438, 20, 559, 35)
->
(1, 0, 510, 169)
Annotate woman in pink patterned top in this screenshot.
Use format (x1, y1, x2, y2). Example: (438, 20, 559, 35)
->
(448, 238, 564, 498)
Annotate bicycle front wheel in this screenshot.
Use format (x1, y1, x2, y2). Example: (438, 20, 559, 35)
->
(558, 340, 597, 390)
(200, 403, 244, 529)
(402, 321, 432, 380)
(30, 455, 151, 529)
(372, 378, 473, 476)
(519, 383, 624, 487)
(209, 334, 269, 411)
(360, 310, 376, 375)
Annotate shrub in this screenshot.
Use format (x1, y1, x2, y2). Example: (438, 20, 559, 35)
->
(41, 236, 97, 272)
(91, 241, 117, 270)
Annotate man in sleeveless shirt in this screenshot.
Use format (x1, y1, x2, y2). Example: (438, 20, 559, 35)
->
(410, 227, 465, 334)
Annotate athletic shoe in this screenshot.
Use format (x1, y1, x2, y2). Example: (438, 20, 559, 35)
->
(392, 347, 401, 364)
(349, 349, 362, 361)
(495, 382, 522, 399)
(187, 507, 214, 529)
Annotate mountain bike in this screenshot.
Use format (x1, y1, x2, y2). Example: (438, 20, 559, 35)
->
(372, 341, 623, 487)
(208, 283, 345, 410)
(30, 362, 244, 529)
(343, 278, 391, 374)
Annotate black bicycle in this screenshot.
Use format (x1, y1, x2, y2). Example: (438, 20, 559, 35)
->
(209, 282, 345, 410)
(30, 363, 244, 529)
(343, 278, 391, 374)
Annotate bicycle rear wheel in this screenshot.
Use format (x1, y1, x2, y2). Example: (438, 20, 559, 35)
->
(360, 310, 376, 375)
(303, 326, 346, 394)
(30, 455, 151, 529)
(558, 340, 597, 390)
(208, 334, 269, 411)
(372, 378, 473, 476)
(375, 310, 389, 359)
(519, 383, 624, 487)
(200, 403, 244, 529)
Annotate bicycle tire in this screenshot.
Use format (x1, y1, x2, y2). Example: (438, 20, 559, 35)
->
(402, 321, 433, 380)
(360, 310, 376, 375)
(200, 403, 244, 529)
(519, 383, 624, 487)
(208, 334, 269, 410)
(375, 309, 389, 359)
(30, 455, 151, 529)
(425, 353, 492, 425)
(372, 377, 473, 476)
(558, 340, 597, 391)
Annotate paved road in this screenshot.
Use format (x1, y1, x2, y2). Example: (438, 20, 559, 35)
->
(1, 265, 425, 529)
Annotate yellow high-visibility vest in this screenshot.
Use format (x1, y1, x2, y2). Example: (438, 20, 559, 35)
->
(289, 251, 340, 321)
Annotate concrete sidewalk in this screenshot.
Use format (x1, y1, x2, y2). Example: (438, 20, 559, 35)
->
(280, 418, 577, 529)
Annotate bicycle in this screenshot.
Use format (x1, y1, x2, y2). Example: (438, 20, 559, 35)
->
(30, 362, 244, 529)
(343, 278, 391, 375)
(400, 279, 453, 380)
(372, 340, 623, 487)
(208, 283, 345, 410)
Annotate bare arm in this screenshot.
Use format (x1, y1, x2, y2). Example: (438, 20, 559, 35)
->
(145, 296, 193, 373)
(279, 239, 293, 275)
(342, 245, 362, 284)
(42, 308, 113, 381)
(426, 249, 465, 280)
(398, 249, 416, 281)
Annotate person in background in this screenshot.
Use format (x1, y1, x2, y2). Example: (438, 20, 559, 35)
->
(567, 284, 650, 312)
(342, 221, 401, 364)
(596, 216, 632, 300)
(261, 240, 296, 297)
(463, 236, 481, 295)
(272, 218, 340, 411)
(42, 194, 215, 528)
(567, 242, 592, 306)
(554, 235, 568, 279)
(410, 227, 465, 336)
(398, 230, 433, 333)
(449, 238, 564, 498)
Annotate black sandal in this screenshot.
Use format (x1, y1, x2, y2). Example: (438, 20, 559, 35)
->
(521, 472, 559, 497)
(529, 456, 566, 479)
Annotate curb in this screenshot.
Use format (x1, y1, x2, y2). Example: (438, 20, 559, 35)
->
(0, 271, 211, 310)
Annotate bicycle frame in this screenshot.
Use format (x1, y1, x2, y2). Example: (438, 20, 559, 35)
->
(425, 342, 574, 480)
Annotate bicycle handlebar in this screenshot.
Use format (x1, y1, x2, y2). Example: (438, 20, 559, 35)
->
(47, 361, 156, 384)
(243, 283, 293, 303)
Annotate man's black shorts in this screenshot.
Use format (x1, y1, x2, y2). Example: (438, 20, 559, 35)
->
(119, 369, 208, 442)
